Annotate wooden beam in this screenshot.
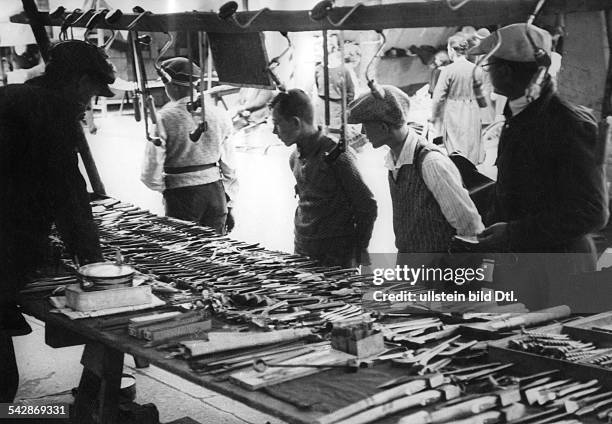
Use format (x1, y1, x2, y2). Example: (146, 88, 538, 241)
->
(21, 0, 51, 61)
(11, 0, 612, 33)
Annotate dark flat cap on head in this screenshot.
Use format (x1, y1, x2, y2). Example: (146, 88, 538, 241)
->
(160, 57, 201, 86)
(47, 40, 116, 97)
(347, 85, 410, 126)
(468, 23, 552, 62)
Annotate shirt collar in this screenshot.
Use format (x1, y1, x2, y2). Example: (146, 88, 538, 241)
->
(503, 79, 555, 121)
(296, 129, 324, 159)
(508, 94, 533, 117)
(384, 127, 417, 170)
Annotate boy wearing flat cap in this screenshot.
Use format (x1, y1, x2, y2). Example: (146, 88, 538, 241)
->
(0, 40, 115, 402)
(141, 57, 238, 234)
(471, 24, 609, 308)
(270, 89, 377, 267)
(348, 85, 483, 254)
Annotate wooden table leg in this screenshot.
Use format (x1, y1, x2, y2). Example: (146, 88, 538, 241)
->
(72, 342, 124, 424)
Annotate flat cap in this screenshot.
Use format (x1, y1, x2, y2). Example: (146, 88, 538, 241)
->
(347, 85, 410, 126)
(468, 23, 552, 62)
(159, 57, 201, 86)
(47, 40, 116, 97)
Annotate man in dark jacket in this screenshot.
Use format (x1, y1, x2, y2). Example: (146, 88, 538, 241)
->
(0, 40, 115, 402)
(473, 24, 609, 309)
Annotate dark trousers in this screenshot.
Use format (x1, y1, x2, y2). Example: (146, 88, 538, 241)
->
(0, 331, 18, 402)
(163, 181, 227, 234)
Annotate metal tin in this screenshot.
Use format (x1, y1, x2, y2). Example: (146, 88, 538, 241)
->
(77, 262, 135, 290)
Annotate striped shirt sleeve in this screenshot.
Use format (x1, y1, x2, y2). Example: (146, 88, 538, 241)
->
(421, 152, 484, 236)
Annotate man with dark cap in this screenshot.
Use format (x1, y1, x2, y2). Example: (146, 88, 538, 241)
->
(472, 24, 609, 308)
(348, 85, 483, 255)
(141, 57, 238, 234)
(270, 89, 377, 267)
(0, 40, 115, 402)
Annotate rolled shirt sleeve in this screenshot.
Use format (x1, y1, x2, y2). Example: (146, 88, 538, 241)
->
(219, 135, 239, 208)
(421, 152, 484, 236)
(140, 118, 167, 192)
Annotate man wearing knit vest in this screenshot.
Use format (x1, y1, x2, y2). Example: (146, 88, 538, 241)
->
(348, 85, 483, 255)
(270, 89, 377, 267)
(141, 57, 238, 234)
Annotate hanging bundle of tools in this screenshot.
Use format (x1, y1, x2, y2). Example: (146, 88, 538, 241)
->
(188, 32, 208, 142)
(310, 1, 362, 162)
(128, 6, 162, 146)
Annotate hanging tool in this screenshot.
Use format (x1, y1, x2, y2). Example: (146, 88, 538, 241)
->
(153, 32, 175, 82)
(218, 1, 269, 28)
(309, 2, 351, 161)
(189, 32, 207, 142)
(524, 0, 552, 102)
(267, 32, 292, 92)
(365, 30, 387, 99)
(128, 7, 161, 146)
(310, 4, 334, 127)
(324, 30, 348, 162)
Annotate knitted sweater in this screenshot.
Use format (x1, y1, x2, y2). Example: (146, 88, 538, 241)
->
(389, 145, 455, 253)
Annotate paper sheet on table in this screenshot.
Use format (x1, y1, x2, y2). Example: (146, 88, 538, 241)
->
(48, 295, 165, 319)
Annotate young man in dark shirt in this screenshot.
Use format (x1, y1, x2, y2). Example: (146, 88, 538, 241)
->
(270, 89, 377, 267)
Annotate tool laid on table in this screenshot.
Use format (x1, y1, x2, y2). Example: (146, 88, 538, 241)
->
(316, 373, 450, 424)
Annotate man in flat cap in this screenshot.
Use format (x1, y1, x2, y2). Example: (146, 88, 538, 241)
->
(141, 57, 238, 234)
(0, 40, 115, 402)
(270, 89, 377, 267)
(348, 85, 483, 255)
(472, 24, 609, 308)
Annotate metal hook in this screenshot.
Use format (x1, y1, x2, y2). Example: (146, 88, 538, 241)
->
(127, 7, 151, 31)
(365, 30, 387, 99)
(60, 9, 82, 40)
(310, 0, 333, 21)
(84, 9, 109, 40)
(267, 32, 292, 91)
(102, 9, 123, 50)
(327, 3, 363, 27)
(71, 9, 96, 26)
(154, 32, 175, 77)
(218, 2, 269, 29)
(446, 0, 473, 11)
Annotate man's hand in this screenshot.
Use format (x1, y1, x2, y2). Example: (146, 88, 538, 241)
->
(477, 222, 509, 249)
(225, 208, 235, 233)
